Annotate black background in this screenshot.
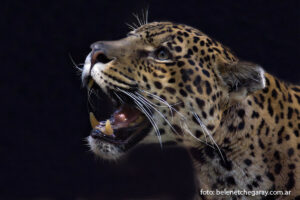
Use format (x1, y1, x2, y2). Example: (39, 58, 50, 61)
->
(2, 0, 299, 199)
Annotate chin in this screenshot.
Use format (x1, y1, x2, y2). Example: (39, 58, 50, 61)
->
(87, 136, 124, 160)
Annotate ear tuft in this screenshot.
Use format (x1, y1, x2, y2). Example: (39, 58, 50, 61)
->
(218, 61, 265, 100)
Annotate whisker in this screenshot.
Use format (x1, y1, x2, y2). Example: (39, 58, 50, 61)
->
(135, 92, 177, 134)
(137, 92, 179, 121)
(179, 119, 215, 148)
(113, 91, 125, 104)
(193, 112, 208, 143)
(133, 13, 142, 27)
(87, 88, 98, 110)
(125, 22, 136, 31)
(145, 7, 149, 24)
(192, 111, 224, 161)
(132, 22, 139, 29)
(141, 9, 146, 26)
(69, 53, 83, 73)
(139, 89, 189, 125)
(138, 89, 177, 117)
(137, 89, 210, 147)
(118, 89, 162, 147)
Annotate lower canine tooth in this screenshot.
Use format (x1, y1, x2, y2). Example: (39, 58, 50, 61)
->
(104, 120, 114, 135)
(103, 119, 114, 135)
(89, 112, 99, 129)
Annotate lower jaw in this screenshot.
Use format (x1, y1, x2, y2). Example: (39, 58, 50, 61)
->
(87, 136, 124, 160)
(88, 121, 152, 159)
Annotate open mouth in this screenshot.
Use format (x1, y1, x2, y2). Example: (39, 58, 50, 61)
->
(87, 79, 151, 151)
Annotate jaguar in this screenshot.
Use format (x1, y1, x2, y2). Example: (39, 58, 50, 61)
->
(80, 21, 300, 199)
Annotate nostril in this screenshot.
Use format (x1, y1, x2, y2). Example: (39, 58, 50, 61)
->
(92, 51, 113, 65)
(97, 53, 113, 64)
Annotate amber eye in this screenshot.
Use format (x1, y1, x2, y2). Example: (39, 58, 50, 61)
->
(155, 47, 171, 61)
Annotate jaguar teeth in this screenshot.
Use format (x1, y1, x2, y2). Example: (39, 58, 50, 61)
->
(89, 112, 99, 129)
(104, 120, 114, 135)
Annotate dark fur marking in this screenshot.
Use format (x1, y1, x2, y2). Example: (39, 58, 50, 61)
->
(196, 98, 205, 109)
(205, 81, 212, 95)
(190, 148, 206, 163)
(154, 81, 162, 89)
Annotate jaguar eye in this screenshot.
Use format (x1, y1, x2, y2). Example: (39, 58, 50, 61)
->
(155, 47, 171, 61)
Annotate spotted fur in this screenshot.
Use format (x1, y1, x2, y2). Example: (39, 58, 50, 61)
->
(83, 22, 300, 200)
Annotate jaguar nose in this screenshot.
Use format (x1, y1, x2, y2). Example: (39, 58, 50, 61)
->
(90, 42, 114, 67)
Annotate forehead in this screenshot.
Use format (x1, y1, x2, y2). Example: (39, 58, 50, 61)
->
(133, 22, 206, 44)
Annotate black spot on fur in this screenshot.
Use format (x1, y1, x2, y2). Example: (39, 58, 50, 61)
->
(196, 98, 205, 109)
(258, 139, 265, 149)
(274, 163, 282, 174)
(177, 61, 185, 67)
(168, 78, 175, 83)
(188, 60, 195, 65)
(288, 164, 295, 170)
(266, 172, 275, 182)
(267, 98, 274, 116)
(204, 146, 214, 159)
(294, 130, 299, 137)
(244, 159, 252, 166)
(251, 111, 259, 118)
(256, 175, 262, 182)
(286, 172, 295, 190)
(180, 69, 193, 82)
(274, 151, 280, 160)
(238, 121, 245, 130)
(193, 36, 200, 43)
(193, 75, 201, 86)
(205, 81, 212, 95)
(175, 46, 182, 52)
(207, 124, 215, 131)
(190, 148, 205, 163)
(220, 158, 233, 171)
(177, 36, 183, 43)
(226, 176, 236, 186)
(271, 89, 278, 99)
(185, 85, 194, 93)
(252, 181, 259, 187)
(172, 124, 183, 135)
(237, 109, 245, 118)
(154, 81, 162, 89)
(277, 126, 285, 137)
(287, 148, 294, 157)
(287, 107, 293, 119)
(179, 89, 187, 97)
(202, 69, 210, 77)
(193, 46, 198, 52)
(165, 87, 176, 94)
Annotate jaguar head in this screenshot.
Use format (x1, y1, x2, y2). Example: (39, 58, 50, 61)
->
(81, 22, 265, 160)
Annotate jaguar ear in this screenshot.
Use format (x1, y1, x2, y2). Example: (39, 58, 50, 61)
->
(217, 60, 266, 101)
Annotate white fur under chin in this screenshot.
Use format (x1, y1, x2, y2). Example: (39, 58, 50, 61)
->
(87, 136, 124, 160)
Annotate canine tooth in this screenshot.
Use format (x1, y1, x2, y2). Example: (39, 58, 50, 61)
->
(88, 79, 94, 89)
(89, 112, 99, 129)
(104, 120, 114, 135)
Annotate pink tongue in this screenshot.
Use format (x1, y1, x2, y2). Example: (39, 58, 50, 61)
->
(112, 104, 141, 128)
